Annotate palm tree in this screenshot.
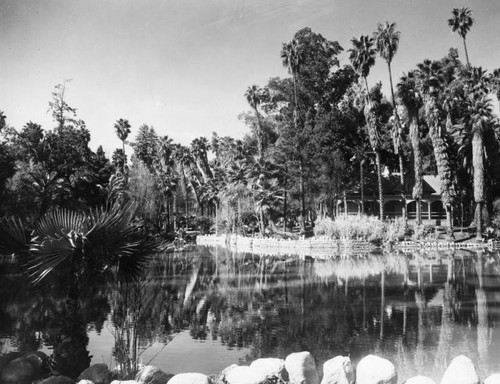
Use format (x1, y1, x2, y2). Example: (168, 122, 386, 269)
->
(0, 111, 6, 132)
(114, 119, 131, 175)
(244, 85, 268, 160)
(374, 22, 406, 223)
(190, 137, 213, 183)
(398, 71, 423, 225)
(349, 35, 384, 219)
(448, 7, 474, 66)
(280, 39, 303, 123)
(281, 38, 307, 230)
(416, 60, 455, 235)
(468, 94, 493, 240)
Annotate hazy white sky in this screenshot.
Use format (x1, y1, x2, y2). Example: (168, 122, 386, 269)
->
(1, 0, 499, 155)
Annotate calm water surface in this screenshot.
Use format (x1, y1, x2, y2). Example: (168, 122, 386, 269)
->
(2, 246, 500, 381)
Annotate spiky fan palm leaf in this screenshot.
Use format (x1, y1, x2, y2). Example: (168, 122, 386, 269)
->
(27, 202, 157, 285)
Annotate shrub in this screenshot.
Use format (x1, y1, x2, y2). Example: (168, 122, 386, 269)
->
(194, 216, 212, 234)
(314, 215, 387, 244)
(411, 224, 438, 241)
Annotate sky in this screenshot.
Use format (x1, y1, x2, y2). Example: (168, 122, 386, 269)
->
(1, 0, 500, 155)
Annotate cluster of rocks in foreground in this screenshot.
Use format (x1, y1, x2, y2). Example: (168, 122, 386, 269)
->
(1, 351, 499, 384)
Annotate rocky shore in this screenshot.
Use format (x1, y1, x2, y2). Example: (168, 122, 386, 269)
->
(1, 350, 497, 384)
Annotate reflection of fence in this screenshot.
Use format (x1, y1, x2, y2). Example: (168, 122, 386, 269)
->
(197, 235, 493, 255)
(197, 235, 377, 257)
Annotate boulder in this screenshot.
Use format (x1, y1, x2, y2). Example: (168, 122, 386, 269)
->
(222, 365, 269, 384)
(23, 351, 50, 377)
(285, 351, 319, 384)
(405, 376, 437, 384)
(0, 357, 37, 384)
(136, 365, 173, 384)
(167, 373, 212, 384)
(320, 356, 354, 384)
(250, 358, 287, 382)
(0, 352, 23, 375)
(38, 376, 76, 384)
(356, 355, 397, 384)
(485, 374, 500, 384)
(78, 363, 112, 384)
(77, 381, 95, 384)
(440, 356, 479, 384)
(111, 381, 139, 384)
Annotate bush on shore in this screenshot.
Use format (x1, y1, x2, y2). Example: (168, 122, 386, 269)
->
(314, 215, 406, 244)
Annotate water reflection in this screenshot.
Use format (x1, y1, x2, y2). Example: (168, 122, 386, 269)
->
(1, 247, 500, 381)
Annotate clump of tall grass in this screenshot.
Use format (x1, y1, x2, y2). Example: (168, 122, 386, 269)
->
(314, 215, 406, 244)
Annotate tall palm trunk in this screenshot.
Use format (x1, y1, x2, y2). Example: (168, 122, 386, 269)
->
(425, 98, 454, 236)
(463, 38, 470, 67)
(375, 151, 384, 220)
(363, 79, 384, 220)
(472, 131, 484, 240)
(387, 62, 407, 224)
(299, 159, 306, 232)
(253, 107, 264, 161)
(410, 116, 423, 225)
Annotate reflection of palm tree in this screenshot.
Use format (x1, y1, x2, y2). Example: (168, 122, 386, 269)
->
(414, 290, 426, 373)
(435, 257, 455, 371)
(474, 251, 488, 373)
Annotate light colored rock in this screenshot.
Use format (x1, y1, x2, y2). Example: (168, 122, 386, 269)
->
(110, 381, 138, 384)
(285, 351, 319, 384)
(223, 365, 268, 384)
(440, 356, 479, 384)
(77, 381, 94, 384)
(250, 358, 287, 381)
(38, 376, 76, 384)
(136, 365, 173, 384)
(485, 374, 500, 384)
(167, 373, 212, 384)
(78, 364, 112, 384)
(356, 355, 397, 384)
(405, 376, 437, 384)
(320, 356, 354, 384)
(0, 357, 37, 383)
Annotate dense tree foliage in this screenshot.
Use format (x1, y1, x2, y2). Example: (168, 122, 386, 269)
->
(1, 8, 500, 240)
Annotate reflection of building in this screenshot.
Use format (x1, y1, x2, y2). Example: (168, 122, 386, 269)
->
(338, 175, 447, 226)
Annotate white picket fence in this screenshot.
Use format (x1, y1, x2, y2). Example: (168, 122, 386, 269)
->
(197, 234, 376, 257)
(196, 234, 495, 256)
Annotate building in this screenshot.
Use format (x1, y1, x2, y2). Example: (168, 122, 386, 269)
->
(337, 175, 447, 226)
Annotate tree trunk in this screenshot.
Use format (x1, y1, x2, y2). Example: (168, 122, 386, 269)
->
(360, 160, 365, 214)
(410, 116, 423, 225)
(426, 98, 454, 237)
(299, 159, 306, 232)
(375, 151, 384, 220)
(463, 37, 470, 67)
(473, 131, 484, 240)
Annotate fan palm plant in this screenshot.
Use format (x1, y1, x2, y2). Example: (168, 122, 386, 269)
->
(448, 7, 474, 66)
(27, 202, 157, 294)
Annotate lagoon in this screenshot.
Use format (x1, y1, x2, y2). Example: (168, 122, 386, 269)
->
(1, 246, 500, 381)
